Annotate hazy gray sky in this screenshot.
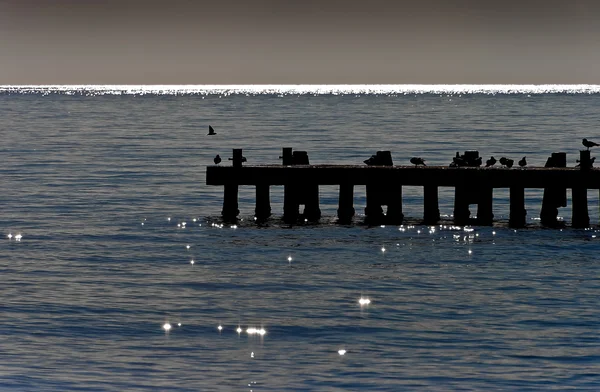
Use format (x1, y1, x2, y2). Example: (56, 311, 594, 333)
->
(1, 0, 598, 84)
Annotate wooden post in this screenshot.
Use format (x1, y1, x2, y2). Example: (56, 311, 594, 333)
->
(572, 187, 589, 228)
(477, 185, 494, 226)
(365, 184, 384, 222)
(453, 185, 470, 225)
(255, 184, 271, 220)
(579, 150, 592, 170)
(423, 185, 440, 224)
(280, 148, 293, 165)
(541, 152, 567, 226)
(385, 185, 404, 224)
(303, 184, 321, 221)
(231, 149, 245, 168)
(222, 184, 239, 221)
(283, 185, 299, 223)
(337, 184, 355, 223)
(509, 186, 526, 228)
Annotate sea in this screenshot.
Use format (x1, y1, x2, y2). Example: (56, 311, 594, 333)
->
(1, 85, 599, 391)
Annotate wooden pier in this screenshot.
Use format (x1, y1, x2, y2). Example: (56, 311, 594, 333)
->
(206, 149, 600, 228)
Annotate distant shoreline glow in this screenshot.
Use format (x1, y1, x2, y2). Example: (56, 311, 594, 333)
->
(1, 84, 600, 96)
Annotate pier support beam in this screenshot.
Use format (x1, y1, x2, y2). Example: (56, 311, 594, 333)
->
(365, 184, 403, 224)
(337, 184, 355, 223)
(572, 187, 590, 228)
(222, 184, 239, 221)
(386, 186, 404, 224)
(509, 186, 527, 228)
(423, 185, 440, 224)
(283, 185, 299, 223)
(255, 184, 271, 220)
(477, 185, 494, 226)
(303, 184, 322, 221)
(540, 152, 567, 227)
(365, 184, 385, 222)
(453, 185, 471, 226)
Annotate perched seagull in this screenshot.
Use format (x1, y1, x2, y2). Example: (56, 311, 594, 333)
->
(213, 154, 221, 165)
(582, 138, 599, 150)
(499, 157, 514, 168)
(485, 156, 497, 167)
(410, 157, 426, 166)
(208, 125, 216, 136)
(518, 156, 527, 167)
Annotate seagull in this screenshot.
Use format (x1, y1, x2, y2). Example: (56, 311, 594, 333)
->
(363, 155, 376, 165)
(518, 156, 527, 167)
(582, 138, 599, 150)
(213, 154, 221, 165)
(410, 157, 426, 166)
(485, 156, 497, 167)
(208, 125, 216, 136)
(499, 157, 514, 168)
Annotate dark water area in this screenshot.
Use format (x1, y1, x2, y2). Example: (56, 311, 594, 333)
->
(1, 87, 599, 390)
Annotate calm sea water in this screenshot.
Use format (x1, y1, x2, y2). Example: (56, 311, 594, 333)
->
(1, 86, 599, 391)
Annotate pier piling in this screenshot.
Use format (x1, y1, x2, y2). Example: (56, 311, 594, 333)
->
(540, 152, 567, 226)
(255, 184, 271, 220)
(337, 183, 355, 223)
(423, 185, 440, 224)
(509, 186, 527, 228)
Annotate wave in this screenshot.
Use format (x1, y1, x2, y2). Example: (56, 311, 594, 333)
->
(2, 84, 600, 96)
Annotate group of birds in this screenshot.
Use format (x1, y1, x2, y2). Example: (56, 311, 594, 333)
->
(410, 155, 527, 168)
(210, 126, 600, 168)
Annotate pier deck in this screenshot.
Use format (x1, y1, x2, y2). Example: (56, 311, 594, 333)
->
(207, 165, 600, 188)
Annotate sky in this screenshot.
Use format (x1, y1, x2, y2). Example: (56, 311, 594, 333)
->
(0, 0, 598, 84)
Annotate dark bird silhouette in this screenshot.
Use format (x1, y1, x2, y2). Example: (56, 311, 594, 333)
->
(582, 138, 599, 150)
(499, 157, 514, 168)
(213, 154, 221, 165)
(410, 157, 426, 166)
(364, 155, 376, 165)
(518, 156, 527, 167)
(485, 156, 497, 167)
(208, 125, 216, 136)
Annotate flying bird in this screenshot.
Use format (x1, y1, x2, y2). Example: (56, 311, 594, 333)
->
(410, 157, 426, 166)
(213, 154, 221, 165)
(518, 156, 527, 167)
(582, 138, 599, 150)
(485, 156, 497, 167)
(208, 125, 216, 136)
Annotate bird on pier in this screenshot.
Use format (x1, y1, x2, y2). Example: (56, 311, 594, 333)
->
(410, 157, 426, 166)
(208, 125, 216, 136)
(518, 156, 527, 167)
(485, 156, 497, 167)
(213, 154, 221, 165)
(364, 155, 377, 165)
(499, 157, 514, 168)
(582, 138, 599, 150)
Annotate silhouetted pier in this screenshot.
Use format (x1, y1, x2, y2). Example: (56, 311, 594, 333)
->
(206, 149, 600, 228)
